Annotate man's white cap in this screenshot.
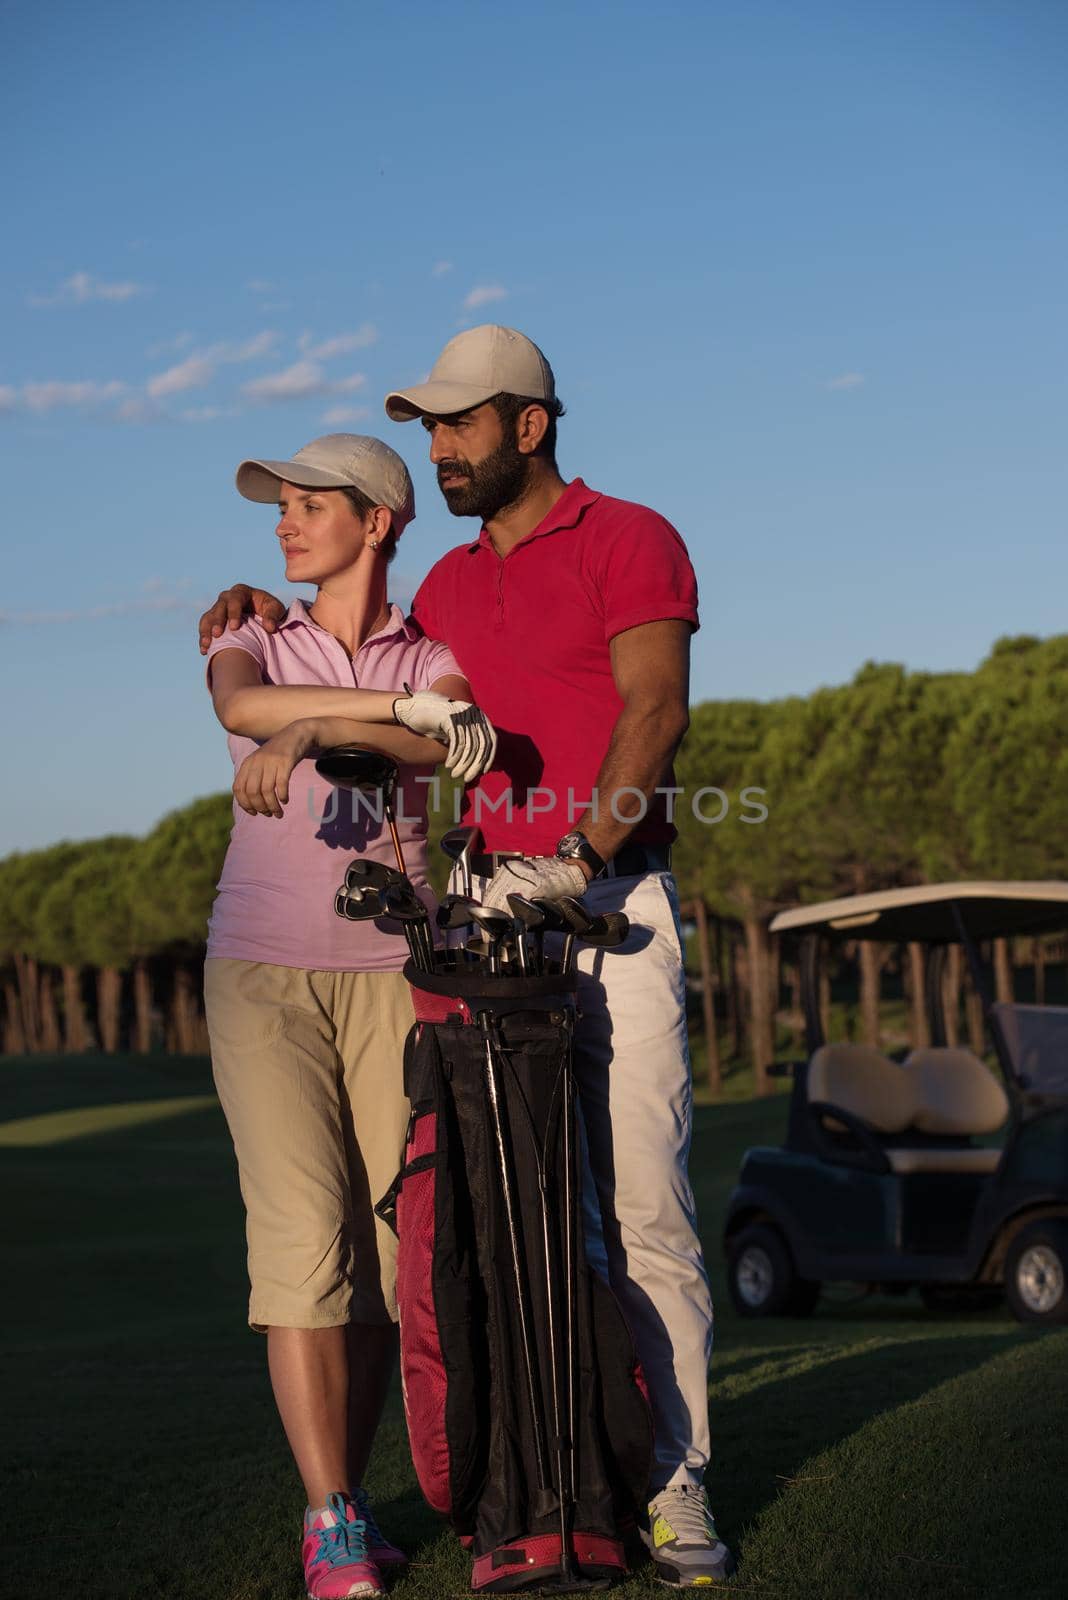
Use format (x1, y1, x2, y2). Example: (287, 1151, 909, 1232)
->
(235, 434, 415, 535)
(384, 325, 556, 421)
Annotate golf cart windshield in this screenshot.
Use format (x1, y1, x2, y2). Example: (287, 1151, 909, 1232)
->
(992, 1004, 1068, 1097)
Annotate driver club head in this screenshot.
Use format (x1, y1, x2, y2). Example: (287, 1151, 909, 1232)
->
(315, 746, 399, 802)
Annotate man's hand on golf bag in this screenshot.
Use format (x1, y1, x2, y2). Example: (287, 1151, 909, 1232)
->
(481, 856, 588, 913)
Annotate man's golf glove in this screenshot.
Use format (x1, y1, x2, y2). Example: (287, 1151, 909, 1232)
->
(482, 856, 588, 913)
(393, 689, 498, 781)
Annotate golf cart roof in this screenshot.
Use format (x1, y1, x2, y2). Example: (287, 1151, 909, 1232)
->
(770, 882, 1068, 943)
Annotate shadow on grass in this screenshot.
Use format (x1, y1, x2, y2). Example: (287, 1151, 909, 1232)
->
(708, 1323, 1027, 1538)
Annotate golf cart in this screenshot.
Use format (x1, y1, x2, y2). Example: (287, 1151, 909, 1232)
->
(723, 882, 1068, 1325)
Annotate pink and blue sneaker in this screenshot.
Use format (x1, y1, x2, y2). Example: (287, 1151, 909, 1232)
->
(302, 1492, 383, 1599)
(349, 1485, 408, 1572)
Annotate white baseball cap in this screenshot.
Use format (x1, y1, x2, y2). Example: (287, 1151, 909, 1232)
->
(384, 324, 556, 421)
(235, 434, 416, 535)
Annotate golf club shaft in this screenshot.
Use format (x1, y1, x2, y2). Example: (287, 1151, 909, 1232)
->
(537, 1090, 576, 1578)
(480, 1016, 554, 1498)
(383, 801, 407, 877)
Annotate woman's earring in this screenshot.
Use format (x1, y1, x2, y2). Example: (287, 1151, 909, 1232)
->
(370, 538, 380, 550)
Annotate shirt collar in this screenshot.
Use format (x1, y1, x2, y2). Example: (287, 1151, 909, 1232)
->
(466, 477, 601, 554)
(280, 597, 419, 645)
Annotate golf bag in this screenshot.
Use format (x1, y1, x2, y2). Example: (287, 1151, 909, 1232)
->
(380, 960, 653, 1593)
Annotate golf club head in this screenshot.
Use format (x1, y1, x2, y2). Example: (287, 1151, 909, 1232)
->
(436, 893, 483, 930)
(531, 897, 572, 934)
(579, 911, 630, 948)
(467, 905, 513, 940)
(381, 882, 426, 917)
(507, 893, 547, 932)
(439, 825, 482, 897)
(554, 896, 595, 934)
(334, 886, 385, 921)
(344, 858, 400, 891)
(315, 746, 398, 804)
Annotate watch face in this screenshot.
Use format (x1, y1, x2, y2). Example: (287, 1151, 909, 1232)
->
(557, 833, 582, 856)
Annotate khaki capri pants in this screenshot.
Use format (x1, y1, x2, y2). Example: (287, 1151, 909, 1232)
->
(204, 959, 414, 1331)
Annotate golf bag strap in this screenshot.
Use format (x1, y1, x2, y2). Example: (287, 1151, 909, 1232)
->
(471, 1532, 627, 1591)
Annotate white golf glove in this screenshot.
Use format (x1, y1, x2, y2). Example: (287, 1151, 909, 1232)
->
(482, 856, 588, 913)
(393, 689, 498, 782)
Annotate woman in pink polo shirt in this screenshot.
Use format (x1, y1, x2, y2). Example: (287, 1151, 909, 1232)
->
(202, 434, 495, 1600)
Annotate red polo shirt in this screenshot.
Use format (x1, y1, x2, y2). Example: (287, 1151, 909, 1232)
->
(411, 478, 699, 854)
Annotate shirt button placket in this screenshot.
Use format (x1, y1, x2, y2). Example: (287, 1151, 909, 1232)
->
(495, 560, 505, 629)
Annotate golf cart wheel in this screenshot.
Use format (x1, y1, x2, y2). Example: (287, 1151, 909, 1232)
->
(727, 1223, 820, 1318)
(1005, 1219, 1068, 1325)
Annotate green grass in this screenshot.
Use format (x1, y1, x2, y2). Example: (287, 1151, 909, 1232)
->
(2, 1053, 1065, 1599)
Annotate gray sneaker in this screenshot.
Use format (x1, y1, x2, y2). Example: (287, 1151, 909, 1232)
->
(642, 1485, 735, 1587)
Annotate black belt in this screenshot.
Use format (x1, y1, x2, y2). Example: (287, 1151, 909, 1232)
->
(469, 843, 671, 880)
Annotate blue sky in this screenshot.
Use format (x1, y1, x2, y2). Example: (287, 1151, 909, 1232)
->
(2, 0, 1066, 854)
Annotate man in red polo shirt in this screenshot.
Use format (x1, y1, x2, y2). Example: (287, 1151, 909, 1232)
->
(199, 326, 732, 1589)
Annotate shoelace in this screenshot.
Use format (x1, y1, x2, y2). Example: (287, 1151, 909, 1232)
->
(653, 1487, 719, 1547)
(349, 1487, 386, 1548)
(311, 1493, 370, 1569)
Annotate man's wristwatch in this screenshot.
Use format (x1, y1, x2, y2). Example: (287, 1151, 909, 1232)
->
(555, 831, 607, 881)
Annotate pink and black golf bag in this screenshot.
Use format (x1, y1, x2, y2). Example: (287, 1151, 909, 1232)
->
(379, 962, 653, 1594)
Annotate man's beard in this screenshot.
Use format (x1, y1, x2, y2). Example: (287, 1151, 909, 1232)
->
(436, 434, 533, 520)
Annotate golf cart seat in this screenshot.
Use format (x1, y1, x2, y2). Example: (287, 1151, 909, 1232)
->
(807, 1043, 1005, 1175)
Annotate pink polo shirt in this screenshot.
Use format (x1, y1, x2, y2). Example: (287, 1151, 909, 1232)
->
(411, 479, 699, 855)
(205, 599, 460, 970)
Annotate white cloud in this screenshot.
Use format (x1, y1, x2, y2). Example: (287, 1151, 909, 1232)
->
(242, 362, 368, 405)
(463, 283, 508, 310)
(246, 278, 275, 294)
(180, 405, 237, 423)
(147, 331, 195, 358)
(145, 330, 277, 399)
(226, 330, 278, 362)
(299, 324, 378, 361)
(0, 579, 203, 626)
(29, 270, 147, 308)
(825, 372, 865, 391)
(321, 405, 371, 425)
(22, 379, 127, 412)
(0, 386, 16, 412)
(432, 260, 453, 277)
(242, 360, 327, 403)
(147, 355, 215, 398)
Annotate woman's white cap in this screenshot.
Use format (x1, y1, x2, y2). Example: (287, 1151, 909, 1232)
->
(236, 434, 415, 535)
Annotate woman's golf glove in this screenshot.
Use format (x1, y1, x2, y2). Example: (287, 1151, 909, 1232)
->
(393, 689, 498, 781)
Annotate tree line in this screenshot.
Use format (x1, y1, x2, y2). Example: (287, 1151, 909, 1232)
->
(3, 635, 1066, 1077)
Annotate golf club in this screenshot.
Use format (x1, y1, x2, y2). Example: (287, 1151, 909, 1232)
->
(315, 747, 408, 876)
(467, 905, 514, 976)
(507, 893, 548, 976)
(531, 898, 573, 977)
(553, 897, 593, 978)
(382, 882, 434, 972)
(439, 825, 482, 900)
(477, 1009, 559, 1535)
